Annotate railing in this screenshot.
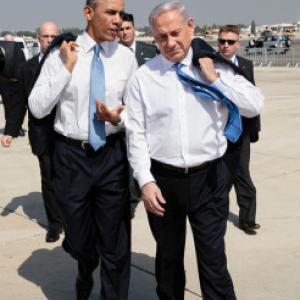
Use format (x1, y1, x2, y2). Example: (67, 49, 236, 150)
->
(237, 47, 300, 67)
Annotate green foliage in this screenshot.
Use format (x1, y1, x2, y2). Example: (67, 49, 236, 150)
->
(61, 27, 83, 35)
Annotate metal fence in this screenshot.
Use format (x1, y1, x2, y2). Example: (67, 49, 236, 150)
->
(237, 47, 300, 67)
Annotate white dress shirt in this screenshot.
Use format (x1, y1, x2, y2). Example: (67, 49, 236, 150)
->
(125, 48, 264, 187)
(29, 31, 137, 140)
(129, 40, 136, 53)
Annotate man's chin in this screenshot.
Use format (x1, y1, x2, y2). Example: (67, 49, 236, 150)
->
(166, 52, 185, 63)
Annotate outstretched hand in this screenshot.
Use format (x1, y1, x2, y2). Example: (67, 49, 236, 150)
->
(96, 100, 124, 125)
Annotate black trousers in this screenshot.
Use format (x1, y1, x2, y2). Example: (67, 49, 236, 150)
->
(37, 150, 63, 231)
(225, 135, 257, 225)
(53, 134, 130, 300)
(148, 159, 236, 300)
(0, 81, 26, 135)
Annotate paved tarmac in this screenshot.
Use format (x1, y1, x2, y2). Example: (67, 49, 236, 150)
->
(0, 67, 300, 299)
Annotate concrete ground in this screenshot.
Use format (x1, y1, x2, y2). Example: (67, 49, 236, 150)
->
(0, 67, 299, 299)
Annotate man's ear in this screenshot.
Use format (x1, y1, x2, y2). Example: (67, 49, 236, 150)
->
(187, 17, 195, 35)
(84, 5, 94, 22)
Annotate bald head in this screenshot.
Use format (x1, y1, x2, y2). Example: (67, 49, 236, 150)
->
(38, 21, 60, 53)
(4, 34, 14, 41)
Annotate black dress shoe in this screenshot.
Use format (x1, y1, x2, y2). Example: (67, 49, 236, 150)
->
(239, 223, 257, 235)
(18, 128, 26, 137)
(45, 228, 62, 243)
(76, 275, 94, 300)
(248, 223, 261, 230)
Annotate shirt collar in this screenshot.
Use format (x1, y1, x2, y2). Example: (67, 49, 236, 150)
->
(78, 31, 111, 56)
(231, 54, 238, 65)
(220, 52, 238, 65)
(129, 40, 136, 53)
(38, 52, 44, 62)
(160, 47, 193, 72)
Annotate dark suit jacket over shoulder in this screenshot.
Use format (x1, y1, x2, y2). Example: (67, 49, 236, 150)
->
(135, 41, 158, 66)
(236, 55, 261, 140)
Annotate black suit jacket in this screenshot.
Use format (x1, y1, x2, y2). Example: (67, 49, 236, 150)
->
(5, 54, 56, 156)
(135, 41, 158, 66)
(236, 55, 261, 140)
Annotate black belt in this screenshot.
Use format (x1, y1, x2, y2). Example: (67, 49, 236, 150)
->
(151, 158, 219, 175)
(56, 131, 124, 151)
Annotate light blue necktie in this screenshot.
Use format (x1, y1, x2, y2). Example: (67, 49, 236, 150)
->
(175, 63, 242, 143)
(89, 44, 106, 151)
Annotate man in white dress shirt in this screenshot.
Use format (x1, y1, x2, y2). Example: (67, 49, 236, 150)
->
(125, 2, 264, 300)
(29, 1, 137, 299)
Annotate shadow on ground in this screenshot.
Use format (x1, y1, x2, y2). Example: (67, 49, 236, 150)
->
(18, 248, 157, 300)
(1, 192, 47, 228)
(228, 211, 239, 229)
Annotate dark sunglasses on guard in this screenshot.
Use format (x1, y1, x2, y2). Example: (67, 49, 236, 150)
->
(218, 39, 238, 45)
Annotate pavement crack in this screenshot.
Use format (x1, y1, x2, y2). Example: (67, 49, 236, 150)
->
(254, 151, 300, 161)
(131, 263, 202, 298)
(257, 168, 300, 182)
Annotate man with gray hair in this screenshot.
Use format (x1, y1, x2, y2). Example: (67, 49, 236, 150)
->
(125, 2, 264, 299)
(29, 0, 137, 299)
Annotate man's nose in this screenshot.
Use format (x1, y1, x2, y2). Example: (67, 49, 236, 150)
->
(166, 36, 177, 48)
(113, 13, 123, 26)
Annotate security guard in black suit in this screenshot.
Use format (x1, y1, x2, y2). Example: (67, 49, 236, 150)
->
(1, 22, 63, 242)
(0, 35, 26, 137)
(217, 25, 261, 235)
(118, 13, 158, 66)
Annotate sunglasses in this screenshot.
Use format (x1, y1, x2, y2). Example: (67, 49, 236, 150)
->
(218, 39, 238, 45)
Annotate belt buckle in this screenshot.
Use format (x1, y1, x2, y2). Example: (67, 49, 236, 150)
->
(184, 167, 189, 174)
(81, 141, 89, 150)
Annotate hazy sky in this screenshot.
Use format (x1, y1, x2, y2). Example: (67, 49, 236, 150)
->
(1, 0, 300, 31)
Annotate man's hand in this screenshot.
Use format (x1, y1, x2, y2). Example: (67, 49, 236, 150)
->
(198, 57, 219, 83)
(60, 41, 78, 72)
(1, 135, 13, 147)
(141, 182, 166, 217)
(96, 100, 124, 125)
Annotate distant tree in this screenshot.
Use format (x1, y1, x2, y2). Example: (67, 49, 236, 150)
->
(136, 26, 152, 36)
(194, 25, 202, 35)
(0, 31, 13, 37)
(16, 31, 36, 38)
(61, 27, 83, 36)
(251, 20, 256, 35)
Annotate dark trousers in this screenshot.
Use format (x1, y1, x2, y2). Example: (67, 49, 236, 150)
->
(0, 81, 26, 135)
(53, 134, 131, 300)
(37, 150, 63, 231)
(225, 135, 257, 225)
(148, 159, 236, 300)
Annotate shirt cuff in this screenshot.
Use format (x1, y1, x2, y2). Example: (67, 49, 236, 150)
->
(136, 171, 156, 188)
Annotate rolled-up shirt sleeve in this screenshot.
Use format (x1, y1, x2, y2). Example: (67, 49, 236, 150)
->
(212, 71, 264, 118)
(124, 75, 155, 188)
(28, 50, 72, 119)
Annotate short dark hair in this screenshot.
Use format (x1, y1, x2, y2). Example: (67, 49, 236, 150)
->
(123, 13, 134, 26)
(86, 0, 99, 7)
(219, 25, 240, 36)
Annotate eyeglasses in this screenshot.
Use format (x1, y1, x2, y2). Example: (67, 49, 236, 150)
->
(218, 39, 238, 45)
